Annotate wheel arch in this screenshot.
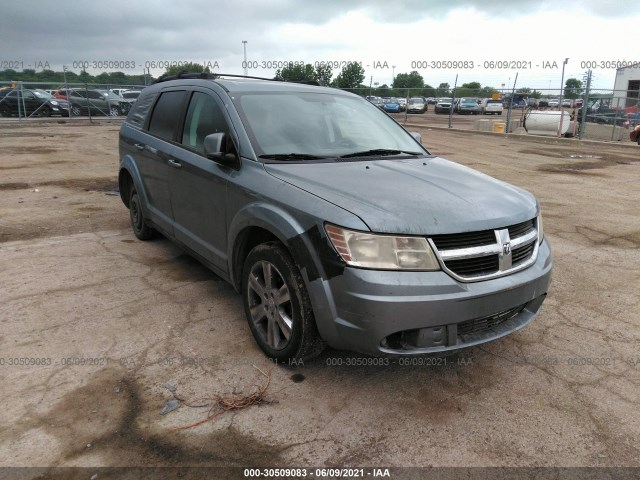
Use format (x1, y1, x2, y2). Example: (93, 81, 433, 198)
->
(118, 156, 147, 210)
(228, 204, 338, 294)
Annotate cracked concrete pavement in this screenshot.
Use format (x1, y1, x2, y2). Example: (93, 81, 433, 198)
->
(0, 121, 638, 468)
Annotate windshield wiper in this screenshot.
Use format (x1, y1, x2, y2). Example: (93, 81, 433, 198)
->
(259, 153, 326, 161)
(339, 149, 422, 159)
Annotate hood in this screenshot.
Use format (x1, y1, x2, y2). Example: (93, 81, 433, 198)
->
(264, 157, 538, 235)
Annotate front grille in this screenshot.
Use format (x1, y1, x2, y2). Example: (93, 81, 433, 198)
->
(431, 229, 495, 250)
(509, 219, 535, 239)
(512, 242, 536, 265)
(429, 218, 539, 281)
(457, 304, 526, 336)
(445, 255, 499, 277)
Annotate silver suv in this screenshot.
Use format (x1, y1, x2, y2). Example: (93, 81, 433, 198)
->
(118, 73, 552, 361)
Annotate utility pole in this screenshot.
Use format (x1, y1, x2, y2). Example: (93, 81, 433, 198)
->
(579, 69, 592, 140)
(242, 40, 248, 75)
(448, 74, 458, 129)
(557, 58, 569, 137)
(63, 65, 71, 117)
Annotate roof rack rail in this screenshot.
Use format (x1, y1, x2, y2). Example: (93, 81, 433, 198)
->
(152, 71, 320, 86)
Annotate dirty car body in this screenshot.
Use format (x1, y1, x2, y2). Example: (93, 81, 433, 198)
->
(118, 75, 552, 360)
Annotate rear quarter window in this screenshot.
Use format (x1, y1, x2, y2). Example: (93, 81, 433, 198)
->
(126, 90, 157, 128)
(147, 90, 187, 140)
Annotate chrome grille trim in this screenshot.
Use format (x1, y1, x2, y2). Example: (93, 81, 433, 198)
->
(428, 218, 540, 282)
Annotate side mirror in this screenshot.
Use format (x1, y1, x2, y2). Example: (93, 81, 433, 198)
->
(410, 132, 422, 144)
(204, 132, 239, 169)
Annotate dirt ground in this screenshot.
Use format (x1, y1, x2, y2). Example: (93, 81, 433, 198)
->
(0, 119, 639, 472)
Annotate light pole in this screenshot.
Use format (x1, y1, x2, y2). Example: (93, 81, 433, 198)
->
(63, 66, 70, 117)
(242, 40, 248, 75)
(557, 57, 569, 137)
(392, 65, 396, 84)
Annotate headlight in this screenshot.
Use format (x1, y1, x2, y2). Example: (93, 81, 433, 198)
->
(538, 214, 544, 244)
(50, 101, 58, 105)
(325, 224, 440, 271)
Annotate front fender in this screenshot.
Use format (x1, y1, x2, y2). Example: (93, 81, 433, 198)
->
(227, 202, 314, 283)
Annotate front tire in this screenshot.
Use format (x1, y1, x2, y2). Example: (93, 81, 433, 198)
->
(242, 242, 325, 362)
(129, 189, 155, 240)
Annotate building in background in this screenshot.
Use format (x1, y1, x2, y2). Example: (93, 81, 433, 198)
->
(613, 65, 640, 108)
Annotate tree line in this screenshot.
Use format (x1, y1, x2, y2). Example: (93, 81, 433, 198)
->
(0, 63, 584, 99)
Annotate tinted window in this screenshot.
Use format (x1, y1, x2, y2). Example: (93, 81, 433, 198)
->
(126, 90, 156, 128)
(181, 92, 228, 154)
(148, 91, 186, 140)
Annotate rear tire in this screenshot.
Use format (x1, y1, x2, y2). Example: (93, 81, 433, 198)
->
(129, 189, 155, 240)
(242, 242, 325, 362)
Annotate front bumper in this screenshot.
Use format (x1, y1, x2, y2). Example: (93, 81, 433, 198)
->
(307, 238, 552, 355)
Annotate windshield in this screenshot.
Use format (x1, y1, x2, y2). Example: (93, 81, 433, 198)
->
(234, 92, 427, 158)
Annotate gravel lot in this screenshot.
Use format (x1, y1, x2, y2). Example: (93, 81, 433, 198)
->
(0, 119, 638, 471)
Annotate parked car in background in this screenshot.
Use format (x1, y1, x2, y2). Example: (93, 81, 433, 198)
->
(120, 90, 142, 104)
(397, 98, 407, 112)
(382, 98, 401, 113)
(96, 89, 133, 114)
(110, 88, 130, 97)
(547, 98, 560, 108)
(0, 88, 69, 117)
(561, 99, 573, 107)
(407, 97, 427, 113)
(367, 96, 385, 109)
(505, 96, 527, 109)
(455, 97, 481, 115)
(53, 88, 129, 116)
(481, 98, 504, 115)
(119, 73, 552, 361)
(434, 98, 453, 114)
(578, 98, 627, 126)
(426, 97, 437, 104)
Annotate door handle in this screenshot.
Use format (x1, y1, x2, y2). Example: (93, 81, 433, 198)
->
(168, 159, 182, 169)
(133, 143, 145, 151)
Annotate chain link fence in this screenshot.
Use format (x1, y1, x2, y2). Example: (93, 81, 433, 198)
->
(348, 79, 640, 143)
(0, 81, 145, 120)
(2, 75, 639, 144)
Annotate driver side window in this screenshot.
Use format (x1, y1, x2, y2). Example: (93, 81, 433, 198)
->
(181, 92, 229, 155)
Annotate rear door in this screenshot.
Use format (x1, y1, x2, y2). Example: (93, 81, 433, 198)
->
(136, 89, 188, 234)
(168, 88, 235, 272)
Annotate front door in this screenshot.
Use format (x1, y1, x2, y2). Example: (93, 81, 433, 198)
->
(169, 90, 233, 273)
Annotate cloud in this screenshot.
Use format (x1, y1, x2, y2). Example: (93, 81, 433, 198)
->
(1, 0, 637, 89)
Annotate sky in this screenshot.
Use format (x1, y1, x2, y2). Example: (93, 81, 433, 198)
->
(2, 0, 639, 93)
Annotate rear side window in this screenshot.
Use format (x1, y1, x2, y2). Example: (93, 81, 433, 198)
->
(126, 89, 156, 128)
(181, 92, 228, 154)
(148, 90, 186, 140)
